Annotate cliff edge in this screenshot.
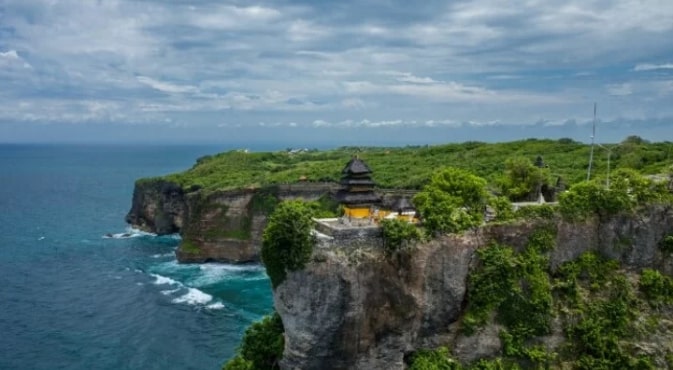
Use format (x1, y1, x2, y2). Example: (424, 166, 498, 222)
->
(273, 205, 673, 369)
(125, 180, 337, 263)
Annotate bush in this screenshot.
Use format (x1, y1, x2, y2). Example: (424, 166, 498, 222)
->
(660, 235, 673, 254)
(463, 240, 553, 343)
(514, 204, 556, 220)
(381, 218, 424, 254)
(223, 313, 285, 370)
(261, 200, 316, 288)
(408, 347, 462, 370)
(413, 167, 489, 235)
(558, 181, 631, 220)
(488, 196, 515, 222)
(640, 268, 673, 306)
(499, 157, 551, 202)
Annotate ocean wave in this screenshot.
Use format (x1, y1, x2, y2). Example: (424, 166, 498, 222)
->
(172, 288, 213, 305)
(150, 273, 180, 286)
(150, 253, 174, 259)
(148, 272, 225, 309)
(206, 302, 225, 310)
(102, 227, 157, 239)
(190, 263, 268, 286)
(160, 288, 181, 296)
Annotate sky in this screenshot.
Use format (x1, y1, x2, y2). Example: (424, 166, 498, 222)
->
(1, 0, 672, 146)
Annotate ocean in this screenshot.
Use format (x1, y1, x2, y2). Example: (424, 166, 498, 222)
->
(0, 144, 273, 370)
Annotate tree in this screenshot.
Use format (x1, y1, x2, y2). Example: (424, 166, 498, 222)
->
(261, 200, 316, 288)
(223, 313, 285, 370)
(413, 167, 489, 235)
(499, 157, 550, 201)
(380, 218, 424, 254)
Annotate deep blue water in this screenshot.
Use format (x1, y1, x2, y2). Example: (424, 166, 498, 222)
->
(0, 144, 273, 370)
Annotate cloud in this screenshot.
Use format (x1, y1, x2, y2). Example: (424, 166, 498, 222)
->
(136, 76, 199, 94)
(0, 0, 672, 142)
(395, 73, 437, 84)
(0, 49, 32, 68)
(634, 63, 673, 71)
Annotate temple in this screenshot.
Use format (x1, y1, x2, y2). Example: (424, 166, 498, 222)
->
(336, 156, 382, 218)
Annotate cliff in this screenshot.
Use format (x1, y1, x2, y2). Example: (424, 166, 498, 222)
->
(273, 205, 673, 369)
(126, 180, 338, 263)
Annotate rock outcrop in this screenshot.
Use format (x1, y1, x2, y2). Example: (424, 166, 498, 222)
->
(274, 205, 673, 370)
(126, 181, 337, 263)
(125, 179, 186, 234)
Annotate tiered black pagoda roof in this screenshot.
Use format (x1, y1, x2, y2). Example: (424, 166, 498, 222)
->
(337, 157, 381, 206)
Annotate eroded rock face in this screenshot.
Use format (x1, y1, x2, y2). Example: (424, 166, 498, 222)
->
(125, 180, 186, 234)
(126, 181, 338, 263)
(274, 205, 673, 370)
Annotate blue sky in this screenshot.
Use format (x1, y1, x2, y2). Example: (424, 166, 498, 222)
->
(1, 0, 672, 145)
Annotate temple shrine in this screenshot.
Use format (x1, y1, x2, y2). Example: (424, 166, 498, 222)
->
(336, 156, 382, 218)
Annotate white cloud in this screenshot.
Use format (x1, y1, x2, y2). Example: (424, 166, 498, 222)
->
(634, 63, 673, 71)
(185, 5, 283, 31)
(136, 76, 199, 94)
(1, 0, 672, 138)
(395, 73, 437, 84)
(0, 49, 32, 69)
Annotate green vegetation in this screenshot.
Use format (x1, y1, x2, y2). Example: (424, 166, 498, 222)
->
(498, 156, 551, 201)
(261, 200, 316, 288)
(408, 347, 462, 370)
(413, 167, 489, 235)
(554, 253, 653, 369)
(410, 246, 673, 369)
(179, 239, 200, 254)
(144, 138, 673, 192)
(661, 235, 673, 254)
(559, 168, 672, 221)
(462, 226, 556, 365)
(514, 204, 557, 220)
(223, 313, 284, 370)
(380, 218, 425, 254)
(640, 268, 673, 306)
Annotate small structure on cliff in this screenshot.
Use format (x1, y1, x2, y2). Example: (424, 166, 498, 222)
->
(336, 156, 382, 218)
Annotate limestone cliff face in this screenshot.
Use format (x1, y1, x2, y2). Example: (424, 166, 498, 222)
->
(125, 179, 186, 234)
(274, 205, 673, 370)
(126, 181, 337, 263)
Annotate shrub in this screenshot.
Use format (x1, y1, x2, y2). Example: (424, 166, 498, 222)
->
(660, 235, 673, 254)
(514, 204, 556, 220)
(499, 157, 551, 202)
(558, 181, 631, 220)
(381, 218, 424, 254)
(640, 268, 673, 306)
(463, 240, 553, 343)
(223, 313, 285, 370)
(488, 196, 515, 222)
(261, 200, 316, 288)
(413, 167, 489, 235)
(408, 347, 462, 370)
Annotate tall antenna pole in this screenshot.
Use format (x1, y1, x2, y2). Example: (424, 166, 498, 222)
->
(587, 102, 597, 181)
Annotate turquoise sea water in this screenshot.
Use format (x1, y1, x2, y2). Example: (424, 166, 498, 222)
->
(0, 144, 273, 370)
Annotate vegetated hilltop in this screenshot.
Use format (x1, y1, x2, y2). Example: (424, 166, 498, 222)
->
(224, 164, 673, 370)
(126, 136, 673, 264)
(142, 136, 673, 192)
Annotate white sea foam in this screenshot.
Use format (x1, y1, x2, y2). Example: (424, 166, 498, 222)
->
(151, 253, 174, 258)
(160, 288, 181, 296)
(103, 227, 158, 239)
(150, 273, 180, 286)
(172, 288, 213, 305)
(206, 302, 225, 310)
(191, 263, 267, 286)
